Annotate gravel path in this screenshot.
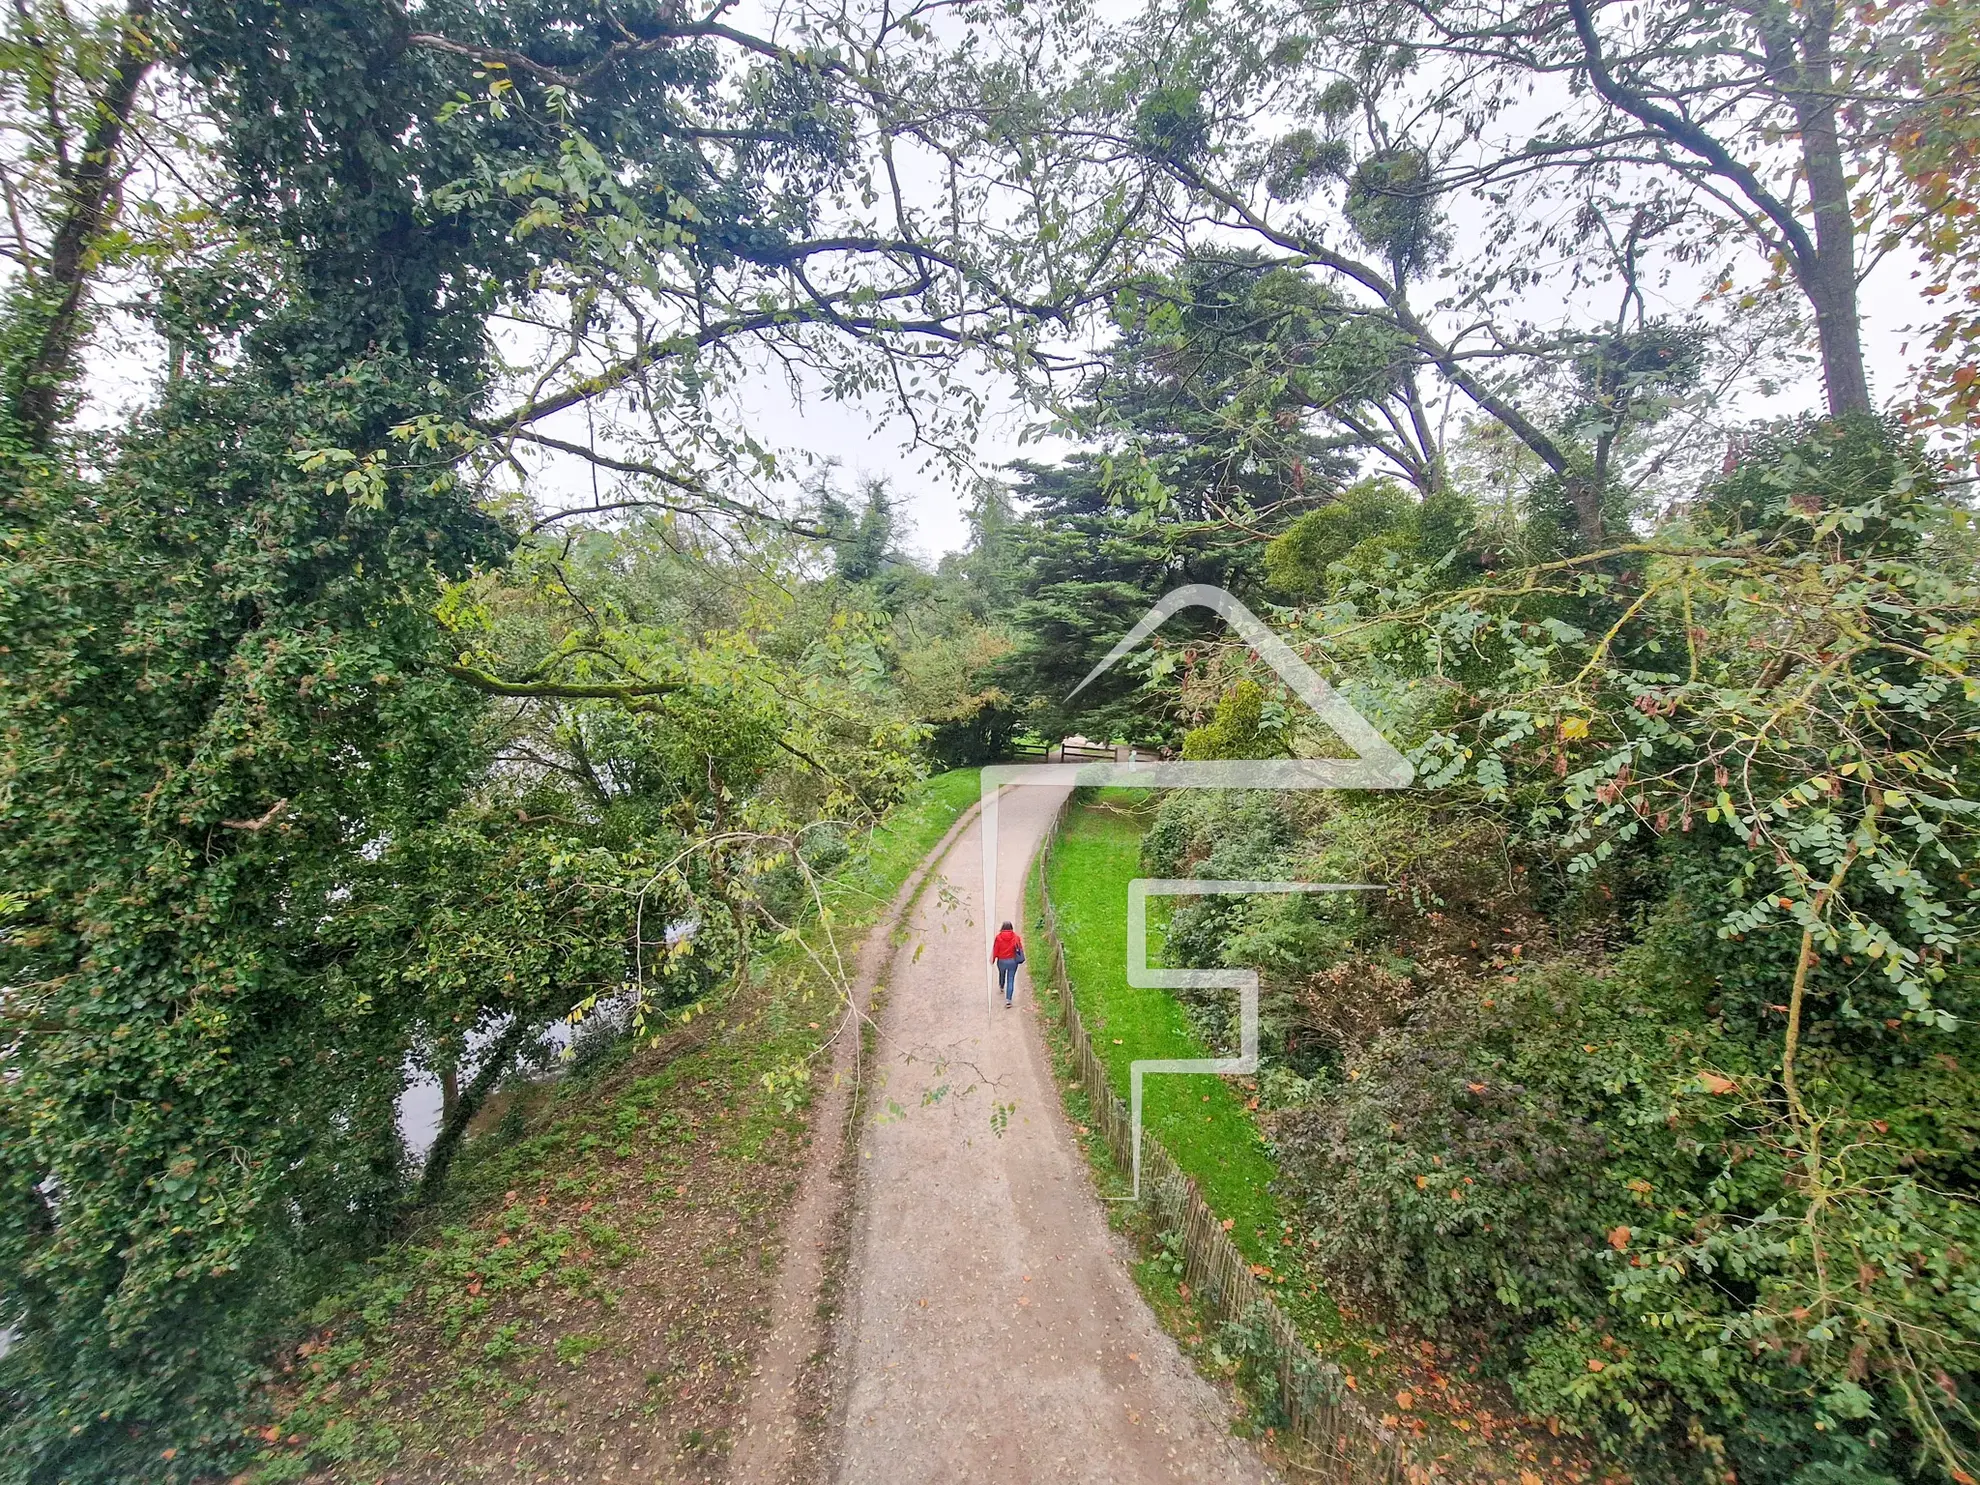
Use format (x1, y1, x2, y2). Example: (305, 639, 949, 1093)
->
(825, 783, 1277, 1485)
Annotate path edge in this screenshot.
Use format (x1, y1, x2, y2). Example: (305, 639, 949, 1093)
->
(726, 791, 990, 1485)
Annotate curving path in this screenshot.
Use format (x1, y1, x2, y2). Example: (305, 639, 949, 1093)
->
(824, 783, 1276, 1485)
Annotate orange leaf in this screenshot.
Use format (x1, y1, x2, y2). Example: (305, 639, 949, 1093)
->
(1608, 1225, 1631, 1251)
(1587, 1359, 1606, 1372)
(1396, 1389, 1415, 1410)
(1698, 1072, 1738, 1096)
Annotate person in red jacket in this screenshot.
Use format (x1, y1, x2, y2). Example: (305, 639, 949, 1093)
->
(991, 921, 1025, 1007)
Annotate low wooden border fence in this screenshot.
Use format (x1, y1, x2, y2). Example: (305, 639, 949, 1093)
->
(1036, 792, 1414, 1484)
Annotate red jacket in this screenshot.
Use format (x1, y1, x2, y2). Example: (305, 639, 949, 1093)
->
(992, 929, 1022, 961)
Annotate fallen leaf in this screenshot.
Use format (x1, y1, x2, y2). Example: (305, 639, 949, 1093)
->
(1017, 1295, 1030, 1306)
(1220, 1218, 1233, 1231)
(1467, 1081, 1487, 1094)
(1396, 1389, 1414, 1410)
(1128, 1352, 1140, 1362)
(1698, 1072, 1738, 1096)
(1607, 1225, 1631, 1251)
(1587, 1359, 1606, 1372)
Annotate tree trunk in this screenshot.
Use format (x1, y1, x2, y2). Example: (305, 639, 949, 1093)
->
(413, 1018, 531, 1209)
(1760, 0, 1872, 416)
(1795, 58, 1872, 416)
(1563, 474, 1605, 549)
(8, 0, 157, 448)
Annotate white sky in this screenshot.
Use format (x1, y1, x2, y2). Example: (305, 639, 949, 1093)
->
(42, 0, 1948, 561)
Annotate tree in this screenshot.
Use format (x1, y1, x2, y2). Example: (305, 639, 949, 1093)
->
(998, 255, 1378, 736)
(1083, 0, 1920, 544)
(0, 2, 1116, 1476)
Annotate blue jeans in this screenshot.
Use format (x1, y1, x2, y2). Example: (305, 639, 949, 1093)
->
(995, 957, 1020, 1001)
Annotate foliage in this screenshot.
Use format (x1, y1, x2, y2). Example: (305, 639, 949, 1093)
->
(0, 0, 1092, 1474)
(1888, 0, 1980, 432)
(1180, 680, 1282, 760)
(997, 255, 1376, 738)
(1242, 416, 1980, 1481)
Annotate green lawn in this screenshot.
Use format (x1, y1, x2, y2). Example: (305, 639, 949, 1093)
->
(1040, 790, 1282, 1258)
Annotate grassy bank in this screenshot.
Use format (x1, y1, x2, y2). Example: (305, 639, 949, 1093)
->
(247, 770, 981, 1484)
(1039, 790, 1282, 1256)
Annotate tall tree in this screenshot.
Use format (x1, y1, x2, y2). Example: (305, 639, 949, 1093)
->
(0, 2, 1114, 1476)
(1085, 0, 1916, 542)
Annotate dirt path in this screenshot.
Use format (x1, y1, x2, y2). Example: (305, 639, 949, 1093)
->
(823, 783, 1277, 1485)
(729, 798, 988, 1485)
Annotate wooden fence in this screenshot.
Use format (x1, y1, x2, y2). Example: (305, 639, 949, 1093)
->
(1036, 793, 1415, 1483)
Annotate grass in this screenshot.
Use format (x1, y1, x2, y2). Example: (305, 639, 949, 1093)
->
(243, 768, 981, 1484)
(820, 766, 983, 921)
(1041, 789, 1282, 1258)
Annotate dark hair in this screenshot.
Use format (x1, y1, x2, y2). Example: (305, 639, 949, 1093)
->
(1001, 920, 1014, 931)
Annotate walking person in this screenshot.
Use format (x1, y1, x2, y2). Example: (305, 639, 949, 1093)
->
(991, 921, 1025, 1007)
